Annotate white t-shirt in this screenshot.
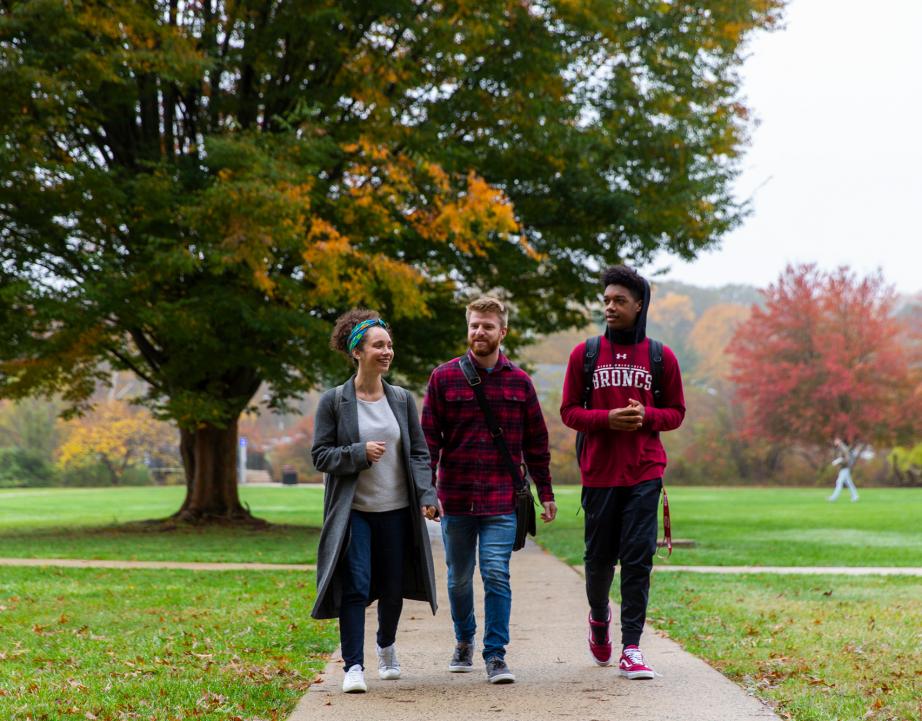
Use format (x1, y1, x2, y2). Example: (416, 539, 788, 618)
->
(352, 397, 409, 512)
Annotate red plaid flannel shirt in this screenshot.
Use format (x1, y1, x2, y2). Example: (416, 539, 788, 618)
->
(421, 350, 554, 516)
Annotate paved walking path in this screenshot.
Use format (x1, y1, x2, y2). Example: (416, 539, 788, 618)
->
(289, 525, 781, 721)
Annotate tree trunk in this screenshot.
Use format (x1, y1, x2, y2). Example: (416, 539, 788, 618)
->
(174, 418, 257, 523)
(100, 455, 120, 486)
(180, 427, 195, 499)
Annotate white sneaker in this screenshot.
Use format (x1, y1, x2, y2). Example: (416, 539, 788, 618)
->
(342, 664, 367, 693)
(376, 643, 401, 680)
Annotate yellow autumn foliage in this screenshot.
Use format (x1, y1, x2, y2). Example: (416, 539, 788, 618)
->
(689, 303, 751, 383)
(57, 402, 176, 483)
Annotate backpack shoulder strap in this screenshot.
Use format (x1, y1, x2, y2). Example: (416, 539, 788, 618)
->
(648, 339, 664, 408)
(332, 383, 345, 418)
(581, 336, 602, 409)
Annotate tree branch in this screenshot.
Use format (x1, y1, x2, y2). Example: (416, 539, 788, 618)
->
(103, 345, 162, 390)
(127, 327, 167, 373)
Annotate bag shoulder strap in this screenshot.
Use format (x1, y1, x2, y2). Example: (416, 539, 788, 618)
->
(458, 356, 526, 492)
(648, 338, 664, 408)
(581, 335, 602, 409)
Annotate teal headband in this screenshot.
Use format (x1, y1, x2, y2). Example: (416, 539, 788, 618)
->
(348, 318, 388, 352)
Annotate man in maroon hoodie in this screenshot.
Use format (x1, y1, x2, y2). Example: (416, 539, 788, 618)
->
(560, 265, 685, 679)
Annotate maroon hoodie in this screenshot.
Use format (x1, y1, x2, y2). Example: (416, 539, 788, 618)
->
(559, 282, 685, 487)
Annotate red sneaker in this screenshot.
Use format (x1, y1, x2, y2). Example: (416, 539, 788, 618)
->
(587, 607, 612, 666)
(619, 645, 655, 679)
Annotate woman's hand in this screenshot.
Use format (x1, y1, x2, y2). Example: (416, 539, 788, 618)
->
(421, 505, 440, 522)
(365, 440, 386, 463)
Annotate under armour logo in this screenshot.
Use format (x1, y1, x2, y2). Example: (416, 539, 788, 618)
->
(616, 353, 628, 360)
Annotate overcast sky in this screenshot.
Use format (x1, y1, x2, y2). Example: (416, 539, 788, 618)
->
(644, 0, 922, 294)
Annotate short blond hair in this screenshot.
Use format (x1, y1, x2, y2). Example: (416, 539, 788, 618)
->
(465, 296, 508, 328)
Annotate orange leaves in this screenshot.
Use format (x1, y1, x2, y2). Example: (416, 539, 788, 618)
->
(340, 138, 525, 257)
(301, 217, 427, 317)
(301, 219, 357, 305)
(309, 138, 530, 316)
(650, 292, 696, 327)
(689, 303, 752, 384)
(425, 172, 519, 256)
(411, 170, 527, 259)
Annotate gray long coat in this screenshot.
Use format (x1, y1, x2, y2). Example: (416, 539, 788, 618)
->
(310, 377, 438, 620)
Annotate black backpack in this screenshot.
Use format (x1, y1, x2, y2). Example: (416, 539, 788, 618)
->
(575, 336, 664, 463)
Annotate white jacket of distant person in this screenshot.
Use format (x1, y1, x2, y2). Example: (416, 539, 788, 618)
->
(828, 438, 868, 502)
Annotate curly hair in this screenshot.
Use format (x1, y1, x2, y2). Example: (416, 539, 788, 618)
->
(330, 309, 392, 366)
(601, 265, 645, 302)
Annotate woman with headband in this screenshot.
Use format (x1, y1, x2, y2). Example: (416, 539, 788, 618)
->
(310, 309, 440, 694)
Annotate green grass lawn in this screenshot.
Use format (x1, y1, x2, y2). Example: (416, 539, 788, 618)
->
(0, 566, 338, 721)
(3, 485, 921, 567)
(1, 485, 921, 721)
(539, 486, 922, 567)
(0, 486, 324, 563)
(646, 573, 922, 721)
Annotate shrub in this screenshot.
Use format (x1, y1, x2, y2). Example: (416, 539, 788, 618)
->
(0, 447, 56, 487)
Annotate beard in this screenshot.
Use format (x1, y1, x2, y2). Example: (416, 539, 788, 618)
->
(469, 337, 500, 357)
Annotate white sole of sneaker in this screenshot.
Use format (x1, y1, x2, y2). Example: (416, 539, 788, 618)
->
(378, 668, 401, 680)
(588, 649, 612, 667)
(449, 641, 475, 672)
(488, 673, 515, 684)
(619, 669, 655, 680)
(343, 683, 367, 693)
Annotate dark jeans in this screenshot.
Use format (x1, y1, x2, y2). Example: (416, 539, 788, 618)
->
(582, 479, 661, 647)
(338, 507, 410, 669)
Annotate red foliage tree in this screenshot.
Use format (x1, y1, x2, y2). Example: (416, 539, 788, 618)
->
(731, 264, 920, 450)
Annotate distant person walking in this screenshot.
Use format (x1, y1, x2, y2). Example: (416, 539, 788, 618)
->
(828, 438, 861, 502)
(311, 310, 440, 694)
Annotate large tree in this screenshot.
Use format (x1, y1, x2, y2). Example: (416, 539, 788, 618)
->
(731, 264, 920, 455)
(0, 0, 781, 521)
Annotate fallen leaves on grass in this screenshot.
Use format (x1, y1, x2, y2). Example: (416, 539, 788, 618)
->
(806, 675, 833, 687)
(222, 655, 312, 691)
(196, 689, 227, 709)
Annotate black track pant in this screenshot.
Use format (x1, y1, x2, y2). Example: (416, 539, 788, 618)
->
(582, 479, 661, 647)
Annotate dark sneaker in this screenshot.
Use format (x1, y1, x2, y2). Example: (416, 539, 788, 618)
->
(485, 656, 515, 684)
(448, 640, 474, 673)
(588, 606, 612, 666)
(619, 645, 655, 680)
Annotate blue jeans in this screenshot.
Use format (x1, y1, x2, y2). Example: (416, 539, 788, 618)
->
(441, 513, 516, 661)
(338, 508, 410, 669)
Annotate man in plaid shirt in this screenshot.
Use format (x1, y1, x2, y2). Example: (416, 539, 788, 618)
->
(422, 296, 556, 684)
